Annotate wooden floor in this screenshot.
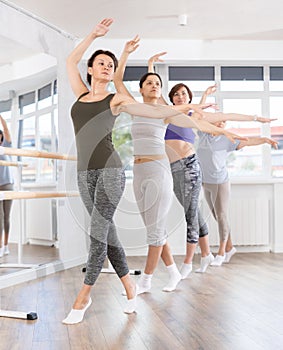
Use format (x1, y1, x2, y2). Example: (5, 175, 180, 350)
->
(0, 252, 283, 350)
(0, 243, 59, 275)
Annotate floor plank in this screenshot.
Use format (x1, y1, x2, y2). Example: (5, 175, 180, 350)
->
(0, 252, 283, 350)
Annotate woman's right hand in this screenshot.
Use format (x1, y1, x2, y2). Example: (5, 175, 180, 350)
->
(92, 18, 113, 37)
(204, 84, 217, 96)
(123, 35, 140, 54)
(148, 52, 167, 65)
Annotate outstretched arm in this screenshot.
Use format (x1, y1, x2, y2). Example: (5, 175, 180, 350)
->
(237, 137, 278, 150)
(66, 18, 113, 97)
(113, 97, 246, 143)
(0, 115, 11, 143)
(113, 35, 140, 98)
(202, 111, 276, 124)
(166, 113, 247, 144)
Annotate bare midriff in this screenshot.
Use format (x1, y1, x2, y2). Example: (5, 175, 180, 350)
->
(165, 140, 195, 163)
(134, 154, 167, 164)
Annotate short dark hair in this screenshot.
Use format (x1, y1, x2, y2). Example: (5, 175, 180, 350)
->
(139, 73, 163, 88)
(87, 49, 118, 85)
(168, 83, 193, 104)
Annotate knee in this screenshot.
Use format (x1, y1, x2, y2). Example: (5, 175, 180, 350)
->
(147, 230, 167, 246)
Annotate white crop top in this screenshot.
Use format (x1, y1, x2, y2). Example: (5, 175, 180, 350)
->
(131, 116, 167, 155)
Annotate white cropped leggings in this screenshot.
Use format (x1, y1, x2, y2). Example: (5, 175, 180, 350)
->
(133, 158, 173, 246)
(203, 181, 231, 242)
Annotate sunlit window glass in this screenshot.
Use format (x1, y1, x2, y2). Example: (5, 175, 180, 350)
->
(223, 98, 263, 177)
(269, 67, 283, 91)
(221, 66, 264, 91)
(270, 96, 283, 177)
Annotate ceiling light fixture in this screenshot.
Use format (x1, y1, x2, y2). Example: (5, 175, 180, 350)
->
(178, 14, 187, 26)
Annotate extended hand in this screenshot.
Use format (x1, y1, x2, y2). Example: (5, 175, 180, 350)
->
(148, 52, 167, 65)
(124, 35, 140, 54)
(204, 84, 217, 96)
(255, 116, 277, 123)
(93, 18, 113, 37)
(223, 130, 248, 143)
(264, 137, 278, 149)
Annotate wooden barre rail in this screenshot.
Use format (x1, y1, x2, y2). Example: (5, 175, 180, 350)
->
(0, 191, 79, 201)
(0, 146, 77, 161)
(0, 160, 29, 167)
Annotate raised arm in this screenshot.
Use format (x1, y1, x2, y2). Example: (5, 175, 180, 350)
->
(0, 115, 11, 143)
(148, 52, 168, 105)
(200, 84, 217, 104)
(113, 35, 140, 98)
(66, 18, 113, 98)
(237, 137, 278, 150)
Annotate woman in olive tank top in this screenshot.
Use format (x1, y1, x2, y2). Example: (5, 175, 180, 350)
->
(62, 18, 137, 324)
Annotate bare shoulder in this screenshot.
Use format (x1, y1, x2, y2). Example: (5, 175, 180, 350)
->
(111, 93, 135, 106)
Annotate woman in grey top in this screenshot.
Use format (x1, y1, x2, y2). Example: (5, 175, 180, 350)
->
(197, 120, 278, 266)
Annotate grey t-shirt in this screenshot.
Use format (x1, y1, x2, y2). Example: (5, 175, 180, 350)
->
(197, 131, 240, 184)
(0, 139, 14, 186)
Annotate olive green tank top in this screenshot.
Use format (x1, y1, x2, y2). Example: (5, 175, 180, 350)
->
(71, 93, 122, 170)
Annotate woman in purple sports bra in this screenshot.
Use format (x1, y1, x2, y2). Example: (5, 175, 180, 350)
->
(164, 83, 215, 278)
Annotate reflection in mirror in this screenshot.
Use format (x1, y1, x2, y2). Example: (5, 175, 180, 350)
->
(0, 47, 59, 277)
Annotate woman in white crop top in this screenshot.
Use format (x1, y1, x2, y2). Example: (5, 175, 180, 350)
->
(114, 37, 247, 295)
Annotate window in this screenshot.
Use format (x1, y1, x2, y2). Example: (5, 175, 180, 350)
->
(169, 66, 215, 92)
(18, 80, 58, 183)
(223, 98, 263, 177)
(112, 67, 148, 177)
(0, 99, 12, 142)
(221, 66, 264, 91)
(270, 97, 283, 177)
(269, 67, 283, 91)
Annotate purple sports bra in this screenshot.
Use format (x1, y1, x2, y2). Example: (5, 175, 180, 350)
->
(164, 124, 195, 144)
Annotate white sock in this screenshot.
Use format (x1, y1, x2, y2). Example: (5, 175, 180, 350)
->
(163, 263, 182, 292)
(136, 273, 152, 294)
(4, 245, 9, 255)
(124, 296, 137, 314)
(223, 247, 237, 263)
(0, 247, 3, 258)
(180, 262, 192, 279)
(62, 298, 92, 325)
(210, 255, 225, 267)
(195, 253, 214, 273)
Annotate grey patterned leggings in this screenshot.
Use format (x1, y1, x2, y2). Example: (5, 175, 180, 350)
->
(77, 168, 129, 285)
(0, 183, 13, 241)
(170, 154, 208, 244)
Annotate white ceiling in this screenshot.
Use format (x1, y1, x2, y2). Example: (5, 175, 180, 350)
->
(1, 0, 283, 65)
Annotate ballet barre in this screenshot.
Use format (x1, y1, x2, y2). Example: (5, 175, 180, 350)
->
(0, 160, 28, 167)
(0, 146, 77, 161)
(0, 190, 79, 201)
